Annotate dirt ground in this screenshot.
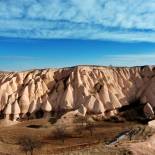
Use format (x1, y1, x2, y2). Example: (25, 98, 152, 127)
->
(0, 117, 153, 155)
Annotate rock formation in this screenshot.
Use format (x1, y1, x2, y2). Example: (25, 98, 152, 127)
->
(0, 65, 155, 121)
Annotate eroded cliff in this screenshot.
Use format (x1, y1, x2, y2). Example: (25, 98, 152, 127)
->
(0, 65, 155, 121)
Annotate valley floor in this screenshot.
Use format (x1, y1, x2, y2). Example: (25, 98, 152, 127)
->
(0, 117, 154, 155)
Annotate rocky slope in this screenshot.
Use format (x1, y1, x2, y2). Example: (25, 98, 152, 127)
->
(0, 65, 155, 121)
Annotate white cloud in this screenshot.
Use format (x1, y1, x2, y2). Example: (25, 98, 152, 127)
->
(0, 0, 155, 41)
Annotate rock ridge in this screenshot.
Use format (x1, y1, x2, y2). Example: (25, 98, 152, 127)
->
(0, 65, 155, 121)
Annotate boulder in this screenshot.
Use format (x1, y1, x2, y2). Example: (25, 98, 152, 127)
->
(143, 103, 154, 119)
(148, 120, 155, 128)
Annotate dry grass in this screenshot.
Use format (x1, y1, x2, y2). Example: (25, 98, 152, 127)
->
(0, 117, 153, 155)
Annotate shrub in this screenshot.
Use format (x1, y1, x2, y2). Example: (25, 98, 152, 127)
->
(53, 125, 70, 144)
(85, 122, 95, 136)
(18, 136, 41, 155)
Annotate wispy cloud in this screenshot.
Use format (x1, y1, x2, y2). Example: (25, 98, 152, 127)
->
(0, 0, 155, 42)
(100, 54, 155, 66)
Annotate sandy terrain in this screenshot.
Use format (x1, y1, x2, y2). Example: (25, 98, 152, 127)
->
(0, 117, 153, 155)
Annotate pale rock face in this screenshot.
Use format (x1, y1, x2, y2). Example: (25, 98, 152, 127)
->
(41, 100, 52, 112)
(19, 95, 30, 114)
(36, 97, 42, 110)
(85, 95, 96, 112)
(61, 84, 74, 110)
(77, 104, 87, 116)
(12, 101, 20, 114)
(93, 100, 105, 114)
(4, 103, 11, 120)
(143, 103, 154, 119)
(28, 80, 36, 102)
(0, 65, 155, 121)
(148, 120, 155, 128)
(4, 103, 11, 115)
(28, 100, 37, 113)
(12, 101, 20, 121)
(41, 100, 52, 118)
(0, 93, 8, 111)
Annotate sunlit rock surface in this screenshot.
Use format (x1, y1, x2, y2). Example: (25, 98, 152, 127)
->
(0, 65, 155, 121)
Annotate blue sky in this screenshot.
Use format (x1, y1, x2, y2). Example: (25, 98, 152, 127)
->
(0, 0, 155, 70)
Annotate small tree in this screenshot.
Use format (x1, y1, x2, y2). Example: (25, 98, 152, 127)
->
(128, 129, 136, 141)
(18, 136, 41, 155)
(74, 116, 96, 136)
(53, 125, 69, 144)
(85, 122, 95, 136)
(74, 125, 84, 135)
